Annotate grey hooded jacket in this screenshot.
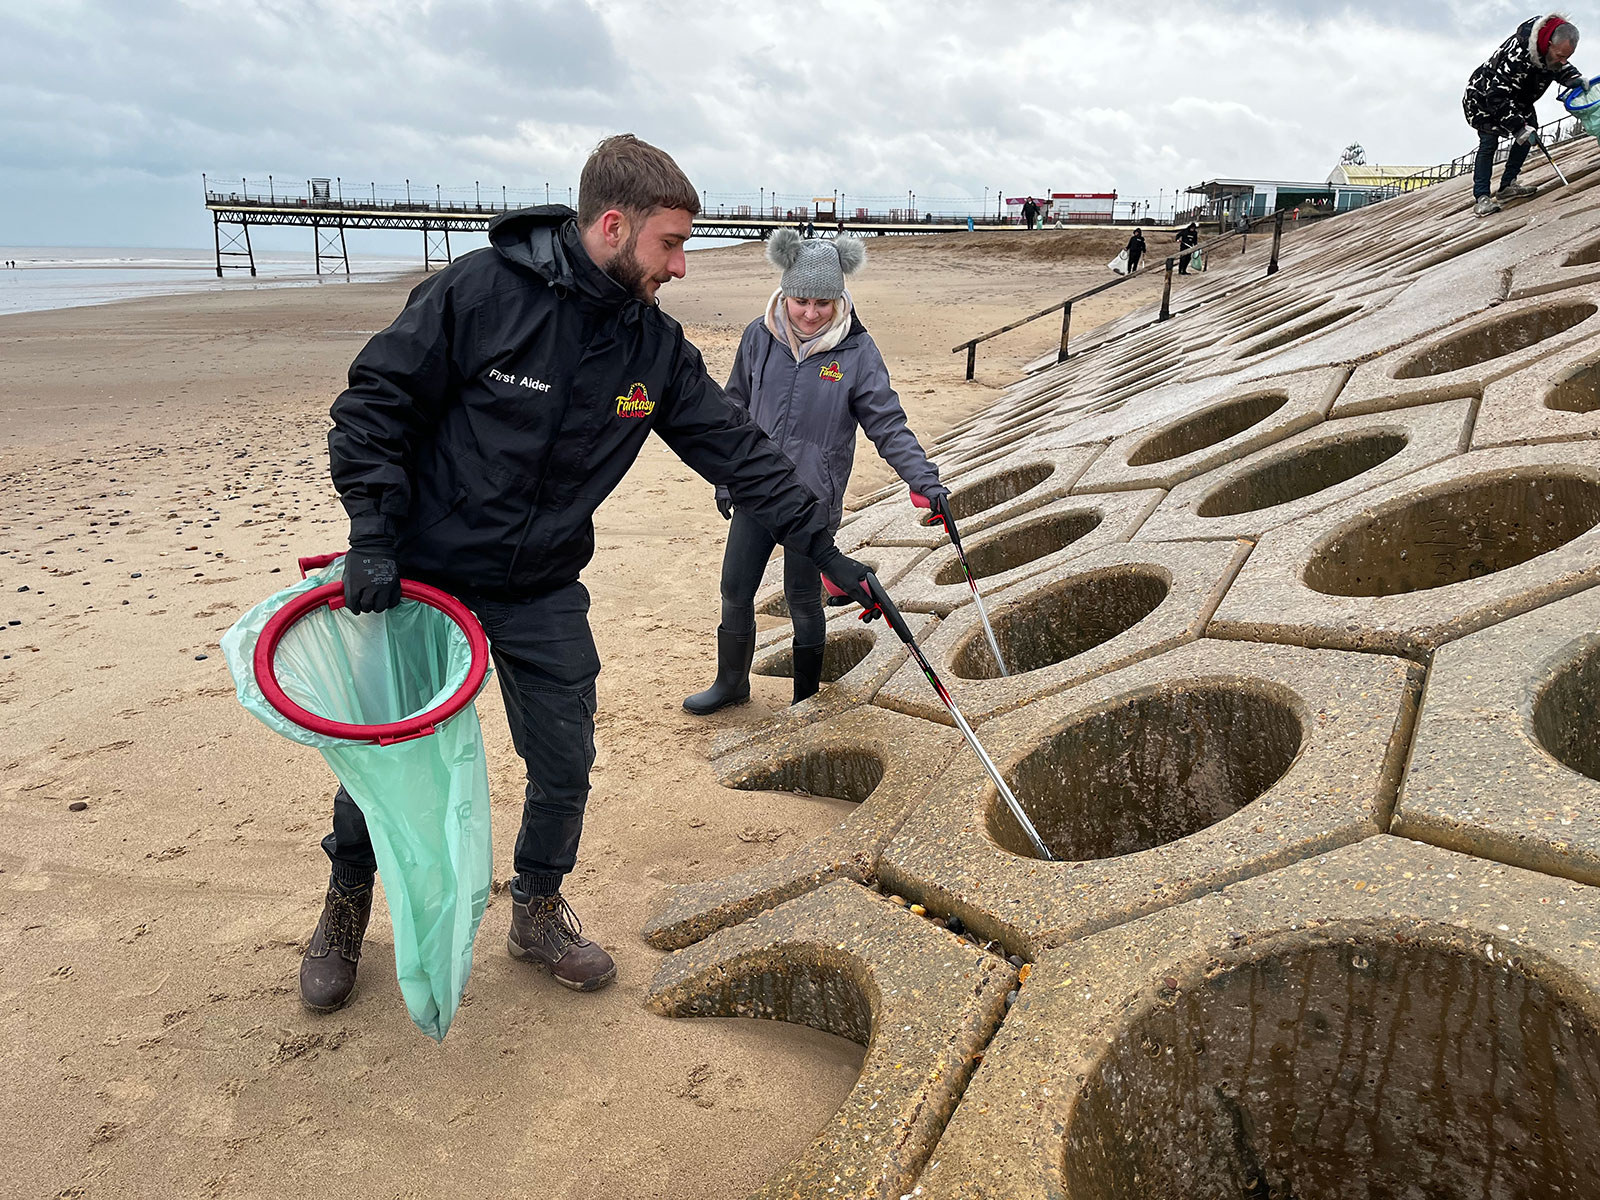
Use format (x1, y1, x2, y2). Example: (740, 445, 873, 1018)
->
(716, 310, 940, 527)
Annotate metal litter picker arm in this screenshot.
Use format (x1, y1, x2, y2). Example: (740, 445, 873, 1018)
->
(911, 490, 1009, 677)
(823, 569, 1052, 860)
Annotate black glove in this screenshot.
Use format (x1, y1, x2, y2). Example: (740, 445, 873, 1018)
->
(343, 548, 401, 614)
(716, 495, 734, 520)
(815, 547, 881, 621)
(923, 486, 956, 538)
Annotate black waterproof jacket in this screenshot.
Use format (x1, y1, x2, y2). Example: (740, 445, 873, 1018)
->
(328, 206, 835, 599)
(1463, 14, 1584, 135)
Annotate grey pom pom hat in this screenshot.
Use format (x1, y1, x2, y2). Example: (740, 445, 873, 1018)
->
(765, 228, 867, 300)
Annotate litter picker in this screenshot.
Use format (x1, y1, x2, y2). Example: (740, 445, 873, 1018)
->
(823, 569, 1053, 860)
(912, 490, 1009, 677)
(1536, 136, 1571, 186)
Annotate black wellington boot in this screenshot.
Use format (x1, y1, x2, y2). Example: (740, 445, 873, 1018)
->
(683, 626, 757, 715)
(792, 642, 826, 705)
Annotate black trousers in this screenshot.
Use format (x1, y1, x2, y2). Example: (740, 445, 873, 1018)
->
(322, 580, 600, 898)
(717, 509, 826, 648)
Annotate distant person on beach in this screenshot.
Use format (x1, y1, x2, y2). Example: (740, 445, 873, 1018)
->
(683, 231, 946, 715)
(1464, 14, 1583, 216)
(1175, 221, 1199, 274)
(1126, 228, 1146, 272)
(313, 134, 879, 1010)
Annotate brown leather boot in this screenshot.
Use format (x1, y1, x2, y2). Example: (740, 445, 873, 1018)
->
(507, 891, 617, 991)
(299, 881, 373, 1012)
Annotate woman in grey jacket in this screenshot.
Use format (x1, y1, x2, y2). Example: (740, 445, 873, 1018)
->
(684, 230, 947, 714)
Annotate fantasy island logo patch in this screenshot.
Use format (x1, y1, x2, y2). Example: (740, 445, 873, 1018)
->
(819, 360, 843, 381)
(615, 382, 655, 418)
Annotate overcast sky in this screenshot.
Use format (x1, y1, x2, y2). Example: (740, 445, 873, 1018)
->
(0, 0, 1579, 248)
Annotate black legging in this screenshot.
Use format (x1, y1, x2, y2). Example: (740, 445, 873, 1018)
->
(719, 510, 826, 648)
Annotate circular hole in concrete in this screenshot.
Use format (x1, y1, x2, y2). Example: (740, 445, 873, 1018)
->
(1195, 432, 1409, 517)
(730, 746, 885, 803)
(1532, 640, 1600, 782)
(927, 462, 1056, 526)
(1304, 472, 1600, 596)
(754, 629, 875, 683)
(1062, 938, 1600, 1200)
(1239, 305, 1362, 359)
(933, 510, 1103, 585)
(1230, 297, 1329, 346)
(1127, 393, 1289, 466)
(1395, 302, 1597, 379)
(989, 682, 1302, 859)
(952, 568, 1169, 680)
(1548, 361, 1600, 413)
(1563, 235, 1600, 267)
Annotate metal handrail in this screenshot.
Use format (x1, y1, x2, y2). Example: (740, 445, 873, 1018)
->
(951, 210, 1289, 379)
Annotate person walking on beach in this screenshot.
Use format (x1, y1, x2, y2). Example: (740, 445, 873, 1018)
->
(1175, 221, 1199, 274)
(309, 134, 879, 1011)
(1125, 228, 1146, 273)
(683, 231, 946, 715)
(1464, 14, 1583, 216)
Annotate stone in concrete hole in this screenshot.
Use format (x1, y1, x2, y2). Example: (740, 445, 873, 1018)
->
(1532, 642, 1600, 783)
(1196, 432, 1410, 517)
(951, 568, 1169, 680)
(754, 629, 875, 682)
(989, 683, 1302, 859)
(1062, 939, 1600, 1200)
(731, 747, 885, 804)
(1548, 361, 1600, 413)
(1303, 473, 1600, 597)
(1239, 305, 1361, 359)
(929, 462, 1056, 527)
(1127, 393, 1289, 467)
(1394, 302, 1598, 380)
(934, 510, 1103, 586)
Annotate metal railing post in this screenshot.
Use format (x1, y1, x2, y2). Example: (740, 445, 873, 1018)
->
(1268, 209, 1284, 276)
(1058, 300, 1073, 362)
(965, 342, 977, 380)
(1159, 258, 1175, 321)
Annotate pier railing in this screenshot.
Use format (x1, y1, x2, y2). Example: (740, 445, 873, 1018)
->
(951, 209, 1291, 380)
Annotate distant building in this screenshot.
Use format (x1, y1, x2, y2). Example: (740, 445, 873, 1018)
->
(1051, 192, 1118, 223)
(1187, 167, 1428, 222)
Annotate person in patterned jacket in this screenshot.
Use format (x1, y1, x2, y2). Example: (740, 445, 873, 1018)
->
(1463, 14, 1585, 216)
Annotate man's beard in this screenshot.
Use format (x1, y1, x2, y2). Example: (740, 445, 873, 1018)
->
(607, 231, 655, 303)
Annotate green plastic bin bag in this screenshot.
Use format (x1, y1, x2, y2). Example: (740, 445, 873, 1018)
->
(221, 555, 493, 1040)
(1565, 77, 1600, 140)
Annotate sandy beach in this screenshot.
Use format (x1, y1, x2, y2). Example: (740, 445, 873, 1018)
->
(0, 229, 1164, 1199)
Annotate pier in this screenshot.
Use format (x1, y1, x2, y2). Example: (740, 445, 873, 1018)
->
(204, 175, 1009, 277)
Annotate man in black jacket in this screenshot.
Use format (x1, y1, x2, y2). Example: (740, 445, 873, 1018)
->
(1125, 228, 1146, 273)
(1175, 222, 1199, 274)
(1464, 15, 1583, 216)
(302, 134, 877, 1011)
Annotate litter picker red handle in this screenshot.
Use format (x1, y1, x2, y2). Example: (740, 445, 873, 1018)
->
(253, 578, 490, 745)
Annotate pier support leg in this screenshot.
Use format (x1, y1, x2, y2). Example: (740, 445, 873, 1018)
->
(213, 212, 223, 279)
(243, 221, 256, 277)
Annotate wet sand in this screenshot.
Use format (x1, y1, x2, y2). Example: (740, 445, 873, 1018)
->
(0, 229, 1163, 1198)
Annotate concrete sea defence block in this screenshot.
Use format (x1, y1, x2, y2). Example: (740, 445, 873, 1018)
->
(709, 606, 938, 759)
(875, 539, 1250, 728)
(917, 837, 1600, 1200)
(1072, 366, 1348, 493)
(1396, 584, 1600, 886)
(1333, 286, 1600, 418)
(878, 639, 1419, 957)
(645, 706, 962, 950)
(1209, 443, 1600, 655)
(1134, 395, 1474, 542)
(1474, 336, 1600, 448)
(888, 489, 1166, 616)
(754, 544, 928, 621)
(645, 880, 1017, 1200)
(866, 445, 1103, 548)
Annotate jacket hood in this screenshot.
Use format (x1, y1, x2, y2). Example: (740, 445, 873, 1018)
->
(488, 204, 633, 309)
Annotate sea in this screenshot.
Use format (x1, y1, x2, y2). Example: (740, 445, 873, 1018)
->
(0, 246, 430, 317)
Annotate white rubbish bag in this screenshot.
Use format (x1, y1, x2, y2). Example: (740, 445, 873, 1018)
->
(1108, 249, 1130, 276)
